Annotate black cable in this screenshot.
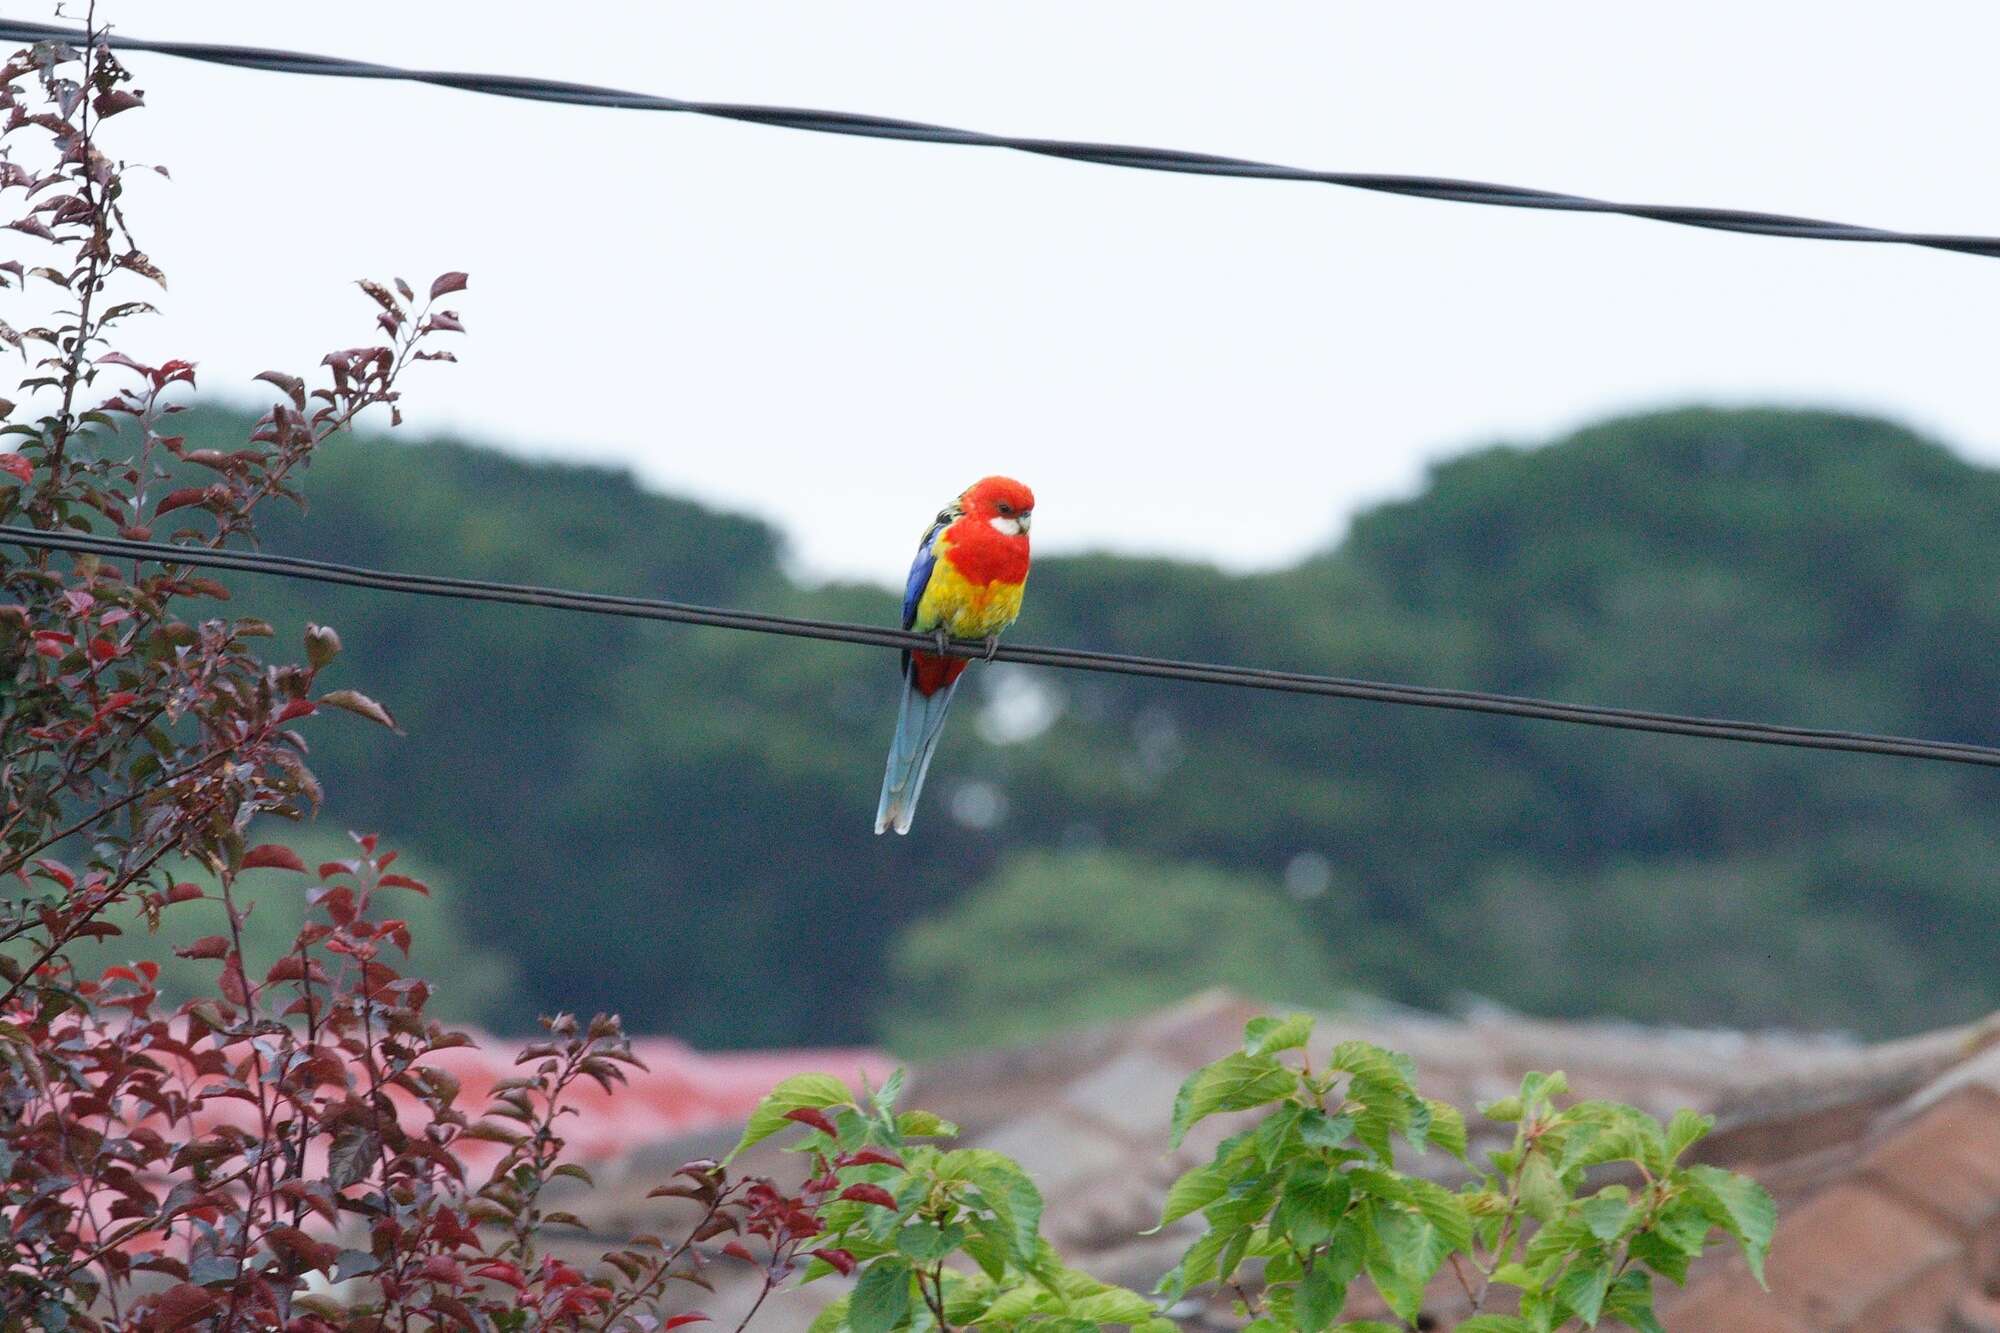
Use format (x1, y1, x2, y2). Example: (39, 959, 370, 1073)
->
(6, 19, 2000, 262)
(7, 522, 2000, 770)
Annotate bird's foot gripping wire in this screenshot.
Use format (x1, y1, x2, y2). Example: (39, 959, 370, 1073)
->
(982, 635, 1000, 662)
(932, 627, 951, 656)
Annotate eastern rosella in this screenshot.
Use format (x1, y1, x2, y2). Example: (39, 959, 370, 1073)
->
(874, 476, 1035, 835)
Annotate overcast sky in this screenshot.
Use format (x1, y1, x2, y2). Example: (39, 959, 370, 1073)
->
(56, 2, 2000, 583)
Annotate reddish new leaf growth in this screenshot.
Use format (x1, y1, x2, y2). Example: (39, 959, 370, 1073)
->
(784, 1106, 840, 1136)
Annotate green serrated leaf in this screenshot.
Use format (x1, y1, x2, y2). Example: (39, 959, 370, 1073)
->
(1298, 1108, 1356, 1151)
(1524, 1215, 1598, 1267)
(1244, 1013, 1315, 1058)
(1254, 1101, 1306, 1169)
(962, 1226, 1009, 1282)
(1556, 1261, 1612, 1327)
(982, 1281, 1054, 1323)
(948, 1152, 1045, 1265)
(1363, 1203, 1435, 1322)
(728, 1073, 852, 1160)
(1169, 1053, 1300, 1148)
(1518, 1151, 1565, 1222)
(1326, 1041, 1413, 1091)
(1684, 1165, 1777, 1286)
(1274, 1160, 1353, 1248)
(895, 1221, 966, 1263)
(896, 1110, 958, 1139)
(850, 1260, 913, 1333)
(1407, 1178, 1473, 1255)
(1422, 1098, 1468, 1159)
(1602, 1269, 1665, 1333)
(1064, 1288, 1157, 1324)
(1576, 1188, 1635, 1243)
(1157, 1161, 1236, 1229)
(1519, 1070, 1569, 1108)
(1665, 1108, 1713, 1163)
(1627, 1228, 1695, 1285)
(1172, 1221, 1247, 1294)
(1296, 1261, 1344, 1333)
(872, 1068, 907, 1116)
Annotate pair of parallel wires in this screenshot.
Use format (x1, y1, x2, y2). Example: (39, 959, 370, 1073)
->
(4, 18, 1999, 771)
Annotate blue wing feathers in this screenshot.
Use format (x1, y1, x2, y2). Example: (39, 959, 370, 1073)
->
(901, 521, 943, 630)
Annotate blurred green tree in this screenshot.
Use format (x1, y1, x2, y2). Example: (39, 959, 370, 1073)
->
(878, 849, 1343, 1054)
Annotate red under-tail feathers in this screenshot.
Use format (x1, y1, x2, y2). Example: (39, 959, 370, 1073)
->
(908, 651, 968, 696)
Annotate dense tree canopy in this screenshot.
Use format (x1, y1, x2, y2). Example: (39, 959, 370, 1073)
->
(202, 404, 2000, 1047)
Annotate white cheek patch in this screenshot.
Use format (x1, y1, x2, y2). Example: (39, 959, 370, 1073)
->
(988, 516, 1023, 537)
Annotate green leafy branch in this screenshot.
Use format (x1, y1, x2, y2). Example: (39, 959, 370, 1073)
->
(731, 1072, 1168, 1333)
(1151, 1015, 1776, 1332)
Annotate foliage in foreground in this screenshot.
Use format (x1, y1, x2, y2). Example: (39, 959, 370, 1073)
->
(725, 1015, 1773, 1332)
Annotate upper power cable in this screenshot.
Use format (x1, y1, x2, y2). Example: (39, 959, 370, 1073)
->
(5, 18, 2000, 261)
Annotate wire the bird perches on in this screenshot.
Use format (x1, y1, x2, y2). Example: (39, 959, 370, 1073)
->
(7, 523, 2000, 770)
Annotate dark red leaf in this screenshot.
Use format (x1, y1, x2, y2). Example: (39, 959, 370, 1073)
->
(838, 1184, 897, 1209)
(0, 453, 30, 484)
(148, 1283, 222, 1330)
(429, 271, 470, 299)
(721, 1242, 757, 1264)
(843, 1148, 906, 1169)
(663, 1317, 710, 1330)
(242, 844, 307, 873)
(174, 936, 229, 960)
(153, 487, 207, 516)
(810, 1248, 857, 1276)
(784, 1107, 839, 1136)
(93, 88, 143, 117)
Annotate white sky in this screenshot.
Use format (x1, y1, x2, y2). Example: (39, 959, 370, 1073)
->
(55, 2, 2000, 583)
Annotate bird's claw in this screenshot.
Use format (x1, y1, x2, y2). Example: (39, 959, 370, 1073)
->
(981, 635, 1000, 662)
(932, 627, 950, 656)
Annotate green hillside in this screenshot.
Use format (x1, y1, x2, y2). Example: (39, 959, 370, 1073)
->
(186, 405, 2000, 1047)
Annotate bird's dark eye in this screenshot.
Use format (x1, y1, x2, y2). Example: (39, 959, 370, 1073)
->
(997, 502, 1013, 515)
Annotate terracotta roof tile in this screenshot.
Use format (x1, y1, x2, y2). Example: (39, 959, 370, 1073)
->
(1660, 1272, 1821, 1333)
(1760, 1183, 1962, 1330)
(1862, 1086, 2000, 1232)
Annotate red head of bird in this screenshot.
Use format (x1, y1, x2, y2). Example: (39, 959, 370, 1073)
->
(959, 476, 1035, 540)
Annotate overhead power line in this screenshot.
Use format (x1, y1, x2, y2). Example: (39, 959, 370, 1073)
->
(7, 523, 2000, 771)
(6, 20, 2000, 262)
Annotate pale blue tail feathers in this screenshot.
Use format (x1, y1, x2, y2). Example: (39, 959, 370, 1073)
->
(874, 675, 961, 835)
